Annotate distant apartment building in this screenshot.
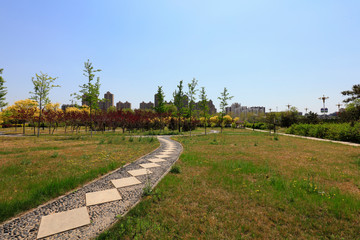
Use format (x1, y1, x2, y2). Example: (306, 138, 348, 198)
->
(116, 101, 131, 110)
(225, 107, 232, 114)
(248, 106, 265, 114)
(139, 101, 154, 110)
(194, 100, 217, 115)
(99, 91, 114, 111)
(61, 104, 76, 111)
(81, 94, 89, 107)
(228, 102, 265, 116)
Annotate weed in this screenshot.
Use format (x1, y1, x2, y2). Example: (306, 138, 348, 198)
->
(142, 183, 152, 196)
(129, 136, 134, 142)
(122, 135, 126, 141)
(21, 159, 32, 165)
(50, 152, 59, 158)
(170, 165, 181, 174)
(274, 135, 279, 141)
(353, 159, 360, 168)
(107, 138, 113, 144)
(99, 139, 105, 144)
(138, 136, 142, 142)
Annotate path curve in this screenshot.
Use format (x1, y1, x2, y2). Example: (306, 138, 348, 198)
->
(0, 136, 182, 239)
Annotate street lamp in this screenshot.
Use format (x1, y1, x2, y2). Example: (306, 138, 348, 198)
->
(336, 103, 342, 112)
(286, 104, 291, 111)
(318, 95, 329, 115)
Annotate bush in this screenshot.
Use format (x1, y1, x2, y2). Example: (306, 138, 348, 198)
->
(286, 123, 360, 143)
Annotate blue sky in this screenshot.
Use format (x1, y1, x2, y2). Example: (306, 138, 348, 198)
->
(1, 0, 359, 114)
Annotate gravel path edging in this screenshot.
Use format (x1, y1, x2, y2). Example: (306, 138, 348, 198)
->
(0, 136, 182, 239)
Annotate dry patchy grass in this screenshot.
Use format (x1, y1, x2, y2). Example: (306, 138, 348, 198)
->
(98, 128, 360, 239)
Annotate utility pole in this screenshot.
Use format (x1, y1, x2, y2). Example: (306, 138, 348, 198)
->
(318, 95, 329, 116)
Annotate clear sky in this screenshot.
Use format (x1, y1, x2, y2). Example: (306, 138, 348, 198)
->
(1, 0, 359, 114)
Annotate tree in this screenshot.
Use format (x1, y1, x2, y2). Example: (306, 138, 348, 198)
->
(339, 99, 360, 123)
(198, 86, 209, 135)
(218, 87, 233, 133)
(154, 86, 166, 131)
(0, 68, 8, 110)
(342, 84, 360, 103)
(29, 72, 59, 137)
(73, 59, 101, 137)
(173, 80, 185, 132)
(186, 78, 198, 136)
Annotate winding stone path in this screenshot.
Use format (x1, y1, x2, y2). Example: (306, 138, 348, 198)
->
(0, 136, 182, 239)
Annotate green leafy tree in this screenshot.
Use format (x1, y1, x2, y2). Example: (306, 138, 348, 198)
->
(173, 80, 185, 132)
(73, 59, 101, 137)
(342, 84, 360, 103)
(339, 99, 360, 123)
(186, 78, 198, 136)
(154, 86, 166, 131)
(199, 86, 209, 135)
(218, 87, 233, 133)
(29, 72, 60, 137)
(0, 68, 7, 110)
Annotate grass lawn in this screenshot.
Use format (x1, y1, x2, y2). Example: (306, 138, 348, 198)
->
(98, 128, 360, 239)
(0, 132, 159, 223)
(0, 126, 204, 136)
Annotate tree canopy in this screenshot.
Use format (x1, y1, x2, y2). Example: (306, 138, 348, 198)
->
(342, 84, 360, 103)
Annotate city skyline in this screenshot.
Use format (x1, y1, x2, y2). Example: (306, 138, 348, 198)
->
(1, 1, 359, 114)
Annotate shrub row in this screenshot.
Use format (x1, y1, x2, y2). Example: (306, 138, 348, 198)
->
(286, 123, 360, 143)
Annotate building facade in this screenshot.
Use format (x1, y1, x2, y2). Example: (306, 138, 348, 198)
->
(116, 101, 131, 110)
(139, 101, 154, 110)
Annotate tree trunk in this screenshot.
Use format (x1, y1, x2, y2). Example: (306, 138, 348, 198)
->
(37, 103, 42, 137)
(205, 119, 207, 135)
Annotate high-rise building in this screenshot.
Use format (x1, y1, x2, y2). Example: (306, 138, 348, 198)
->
(104, 91, 114, 109)
(116, 101, 131, 110)
(99, 91, 114, 110)
(140, 101, 154, 110)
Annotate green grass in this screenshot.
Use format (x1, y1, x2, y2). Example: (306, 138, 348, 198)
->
(97, 129, 360, 239)
(0, 133, 159, 223)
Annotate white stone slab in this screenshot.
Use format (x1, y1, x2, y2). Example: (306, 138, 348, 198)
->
(111, 177, 142, 188)
(128, 168, 152, 176)
(148, 158, 166, 163)
(86, 188, 122, 206)
(139, 163, 161, 168)
(156, 154, 172, 158)
(37, 207, 90, 239)
(162, 150, 174, 153)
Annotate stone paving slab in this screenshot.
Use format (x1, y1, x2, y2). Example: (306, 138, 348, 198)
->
(86, 189, 122, 206)
(155, 154, 172, 158)
(139, 163, 161, 168)
(111, 177, 142, 188)
(128, 168, 153, 176)
(162, 150, 174, 153)
(37, 207, 90, 239)
(148, 158, 166, 163)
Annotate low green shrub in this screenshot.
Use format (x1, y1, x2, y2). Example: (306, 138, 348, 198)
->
(286, 123, 360, 143)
